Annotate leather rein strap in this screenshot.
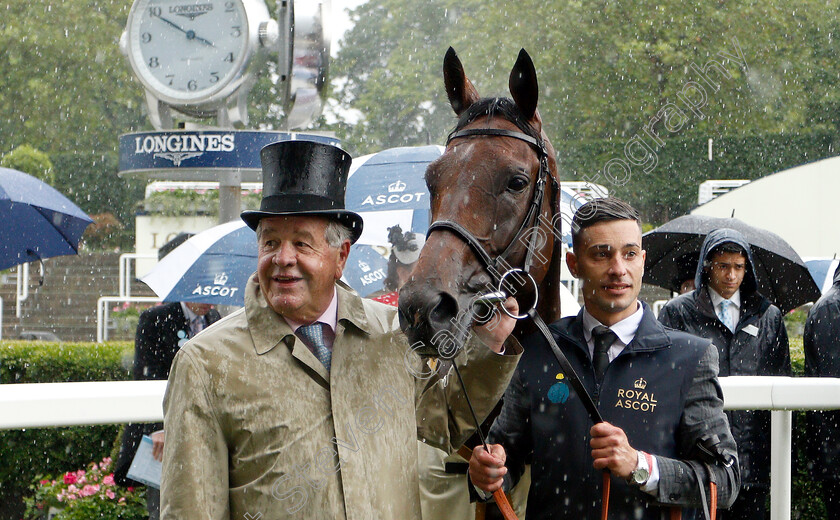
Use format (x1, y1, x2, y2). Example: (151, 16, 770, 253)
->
(431, 127, 718, 518)
(429, 127, 608, 520)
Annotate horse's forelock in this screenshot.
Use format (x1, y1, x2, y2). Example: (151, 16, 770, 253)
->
(450, 97, 542, 143)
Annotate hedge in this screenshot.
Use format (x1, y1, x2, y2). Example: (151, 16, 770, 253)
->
(0, 341, 134, 520)
(0, 338, 829, 519)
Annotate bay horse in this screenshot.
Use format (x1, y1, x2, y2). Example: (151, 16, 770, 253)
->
(398, 47, 566, 356)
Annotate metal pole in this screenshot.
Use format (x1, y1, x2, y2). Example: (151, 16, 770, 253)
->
(770, 410, 792, 520)
(218, 169, 242, 224)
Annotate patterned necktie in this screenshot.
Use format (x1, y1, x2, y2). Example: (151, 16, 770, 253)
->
(297, 322, 331, 371)
(719, 300, 734, 333)
(189, 315, 205, 337)
(592, 325, 617, 383)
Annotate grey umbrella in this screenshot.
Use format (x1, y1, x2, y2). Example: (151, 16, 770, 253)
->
(643, 215, 821, 313)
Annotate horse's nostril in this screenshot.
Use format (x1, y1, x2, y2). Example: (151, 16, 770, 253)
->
(429, 292, 458, 327)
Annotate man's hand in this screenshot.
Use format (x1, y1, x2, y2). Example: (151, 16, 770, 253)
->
(472, 297, 518, 353)
(152, 430, 165, 462)
(590, 422, 638, 478)
(469, 444, 508, 493)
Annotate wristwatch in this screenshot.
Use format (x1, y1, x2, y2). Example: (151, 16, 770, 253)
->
(627, 450, 652, 486)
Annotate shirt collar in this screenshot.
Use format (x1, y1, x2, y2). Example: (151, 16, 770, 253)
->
(282, 288, 338, 333)
(180, 302, 198, 322)
(581, 300, 644, 347)
(708, 287, 741, 309)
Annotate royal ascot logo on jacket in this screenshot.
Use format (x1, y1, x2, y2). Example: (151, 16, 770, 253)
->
(614, 378, 658, 412)
(192, 272, 239, 298)
(133, 133, 236, 166)
(359, 179, 426, 207)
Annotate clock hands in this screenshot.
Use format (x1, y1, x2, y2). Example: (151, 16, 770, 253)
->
(154, 13, 216, 47)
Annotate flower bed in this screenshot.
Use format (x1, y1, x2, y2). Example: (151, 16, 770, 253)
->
(24, 457, 146, 520)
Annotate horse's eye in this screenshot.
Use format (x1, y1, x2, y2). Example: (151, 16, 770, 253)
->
(507, 175, 529, 192)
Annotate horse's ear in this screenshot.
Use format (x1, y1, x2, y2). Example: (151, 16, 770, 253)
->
(443, 47, 480, 116)
(509, 49, 539, 123)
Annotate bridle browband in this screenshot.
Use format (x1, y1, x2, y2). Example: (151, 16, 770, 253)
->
(427, 127, 557, 289)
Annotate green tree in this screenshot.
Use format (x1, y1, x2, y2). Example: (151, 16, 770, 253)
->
(0, 145, 54, 184)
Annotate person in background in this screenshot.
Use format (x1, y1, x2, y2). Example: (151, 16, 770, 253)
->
(804, 262, 840, 517)
(659, 228, 790, 519)
(470, 197, 739, 519)
(369, 224, 424, 306)
(113, 232, 221, 520)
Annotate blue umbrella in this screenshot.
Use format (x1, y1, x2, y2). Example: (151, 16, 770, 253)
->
(806, 258, 840, 294)
(0, 167, 93, 270)
(141, 222, 393, 304)
(343, 244, 391, 296)
(346, 145, 441, 246)
(141, 221, 257, 306)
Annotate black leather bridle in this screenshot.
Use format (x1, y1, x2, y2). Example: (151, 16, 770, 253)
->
(427, 127, 554, 293)
(428, 125, 605, 427)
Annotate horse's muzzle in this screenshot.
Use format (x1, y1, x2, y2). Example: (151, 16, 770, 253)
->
(398, 284, 465, 358)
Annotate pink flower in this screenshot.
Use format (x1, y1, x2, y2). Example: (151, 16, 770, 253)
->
(67, 485, 78, 494)
(57, 494, 64, 503)
(127, 486, 135, 493)
(118, 497, 126, 504)
(63, 473, 77, 485)
(103, 474, 115, 486)
(102, 457, 112, 465)
(80, 484, 98, 497)
(39, 479, 50, 485)
(106, 489, 116, 499)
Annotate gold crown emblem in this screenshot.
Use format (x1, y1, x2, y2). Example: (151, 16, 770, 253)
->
(388, 180, 407, 193)
(634, 377, 647, 390)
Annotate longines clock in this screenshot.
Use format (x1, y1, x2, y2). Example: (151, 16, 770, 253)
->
(121, 0, 278, 128)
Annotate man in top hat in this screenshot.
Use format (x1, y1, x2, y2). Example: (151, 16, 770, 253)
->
(160, 140, 522, 519)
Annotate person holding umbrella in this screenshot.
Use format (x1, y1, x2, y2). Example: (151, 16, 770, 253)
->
(113, 232, 221, 520)
(658, 228, 791, 519)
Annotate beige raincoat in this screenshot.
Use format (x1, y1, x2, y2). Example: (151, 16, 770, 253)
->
(161, 277, 521, 519)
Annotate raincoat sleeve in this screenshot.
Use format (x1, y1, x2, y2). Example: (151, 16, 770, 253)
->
(160, 348, 230, 520)
(655, 343, 740, 509)
(767, 310, 792, 377)
(413, 332, 522, 454)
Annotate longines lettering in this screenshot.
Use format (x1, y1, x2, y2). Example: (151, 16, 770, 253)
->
(169, 4, 213, 15)
(134, 134, 235, 154)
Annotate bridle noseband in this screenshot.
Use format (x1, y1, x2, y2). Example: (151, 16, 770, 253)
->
(427, 127, 557, 302)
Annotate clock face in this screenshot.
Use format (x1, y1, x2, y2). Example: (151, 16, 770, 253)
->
(127, 0, 249, 104)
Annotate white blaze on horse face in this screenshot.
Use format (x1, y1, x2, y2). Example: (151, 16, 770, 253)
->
(567, 219, 645, 326)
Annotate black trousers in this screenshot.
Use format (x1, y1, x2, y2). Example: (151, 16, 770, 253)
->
(718, 485, 768, 520)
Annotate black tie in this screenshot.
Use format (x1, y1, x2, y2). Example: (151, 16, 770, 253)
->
(592, 325, 617, 382)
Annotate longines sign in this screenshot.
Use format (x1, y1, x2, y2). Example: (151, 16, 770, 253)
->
(119, 130, 339, 181)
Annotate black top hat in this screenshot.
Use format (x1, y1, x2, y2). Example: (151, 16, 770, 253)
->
(241, 140, 363, 243)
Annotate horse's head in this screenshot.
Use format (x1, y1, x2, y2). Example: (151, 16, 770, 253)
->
(399, 48, 562, 357)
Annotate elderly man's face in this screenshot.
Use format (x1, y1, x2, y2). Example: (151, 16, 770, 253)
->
(257, 216, 350, 322)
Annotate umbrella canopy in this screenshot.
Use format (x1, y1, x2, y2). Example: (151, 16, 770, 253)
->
(141, 221, 393, 305)
(805, 258, 840, 294)
(0, 167, 93, 270)
(643, 215, 821, 313)
(141, 221, 257, 306)
(346, 145, 441, 246)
